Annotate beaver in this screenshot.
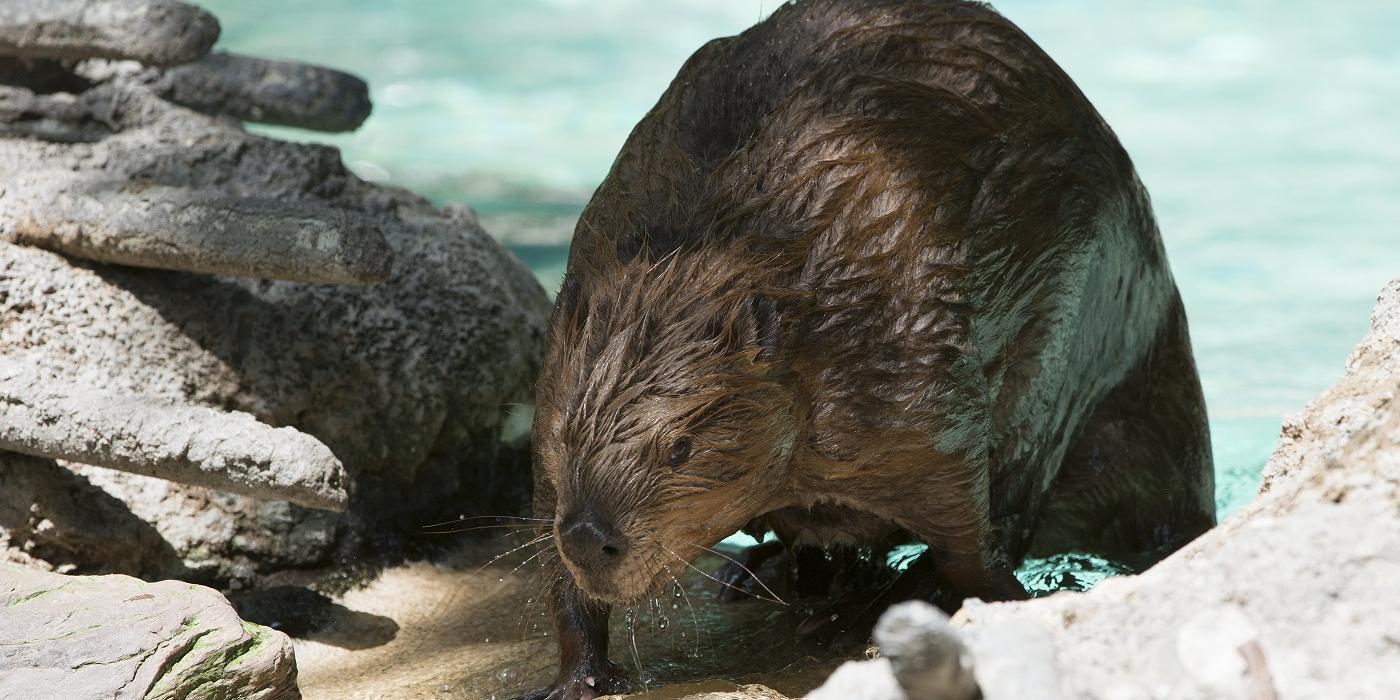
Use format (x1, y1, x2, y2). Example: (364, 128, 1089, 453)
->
(519, 0, 1215, 697)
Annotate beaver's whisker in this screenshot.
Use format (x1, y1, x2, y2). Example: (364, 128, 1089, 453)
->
(474, 532, 553, 574)
(421, 514, 551, 529)
(684, 542, 785, 605)
(506, 542, 555, 578)
(657, 543, 787, 606)
(422, 523, 547, 535)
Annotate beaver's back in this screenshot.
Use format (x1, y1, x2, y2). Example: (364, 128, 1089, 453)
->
(572, 0, 1185, 526)
(573, 0, 1138, 260)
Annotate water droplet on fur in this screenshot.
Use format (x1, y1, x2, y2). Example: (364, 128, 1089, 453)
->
(496, 668, 519, 684)
(656, 615, 669, 630)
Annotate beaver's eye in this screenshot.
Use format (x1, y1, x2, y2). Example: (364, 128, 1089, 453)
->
(666, 437, 693, 466)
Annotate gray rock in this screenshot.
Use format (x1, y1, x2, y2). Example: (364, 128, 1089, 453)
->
(0, 76, 550, 582)
(157, 51, 372, 132)
(0, 0, 219, 66)
(874, 601, 980, 700)
(0, 85, 393, 284)
(0, 452, 180, 579)
(806, 658, 907, 700)
(0, 562, 298, 699)
(952, 278, 1400, 700)
(0, 370, 349, 512)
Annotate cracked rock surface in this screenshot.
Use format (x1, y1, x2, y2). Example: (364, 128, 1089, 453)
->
(0, 562, 298, 699)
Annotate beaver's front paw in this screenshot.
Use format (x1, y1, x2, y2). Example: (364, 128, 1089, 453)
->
(513, 661, 630, 700)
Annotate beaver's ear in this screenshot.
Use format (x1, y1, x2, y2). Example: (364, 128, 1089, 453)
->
(748, 292, 781, 362)
(551, 273, 585, 329)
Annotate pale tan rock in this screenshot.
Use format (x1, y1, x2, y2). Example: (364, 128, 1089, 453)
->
(0, 563, 298, 699)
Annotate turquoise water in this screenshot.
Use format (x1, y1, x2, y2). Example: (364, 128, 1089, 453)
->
(202, 0, 1399, 518)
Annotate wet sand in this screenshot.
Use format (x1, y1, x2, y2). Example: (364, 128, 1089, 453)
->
(293, 539, 845, 699)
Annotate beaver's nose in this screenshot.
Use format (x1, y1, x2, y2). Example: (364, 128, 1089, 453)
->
(559, 513, 626, 571)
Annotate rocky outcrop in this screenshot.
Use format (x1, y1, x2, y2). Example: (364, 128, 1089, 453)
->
(0, 562, 298, 699)
(0, 2, 551, 584)
(950, 277, 1400, 699)
(0, 371, 348, 512)
(0, 84, 393, 284)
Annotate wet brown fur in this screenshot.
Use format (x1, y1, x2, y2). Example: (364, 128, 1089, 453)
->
(521, 2, 1215, 697)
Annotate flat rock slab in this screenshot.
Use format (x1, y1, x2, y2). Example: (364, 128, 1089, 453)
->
(0, 563, 299, 699)
(0, 370, 350, 512)
(158, 52, 372, 132)
(0, 0, 219, 65)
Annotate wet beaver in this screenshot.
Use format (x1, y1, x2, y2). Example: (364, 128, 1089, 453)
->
(520, 0, 1214, 697)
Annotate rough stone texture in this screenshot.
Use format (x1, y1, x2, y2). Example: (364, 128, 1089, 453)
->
(0, 370, 349, 512)
(0, 562, 298, 699)
(0, 452, 181, 579)
(0, 0, 220, 66)
(0, 85, 394, 283)
(157, 51, 373, 132)
(0, 78, 551, 583)
(951, 278, 1400, 700)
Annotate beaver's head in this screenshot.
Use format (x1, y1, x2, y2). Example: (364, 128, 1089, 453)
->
(532, 253, 797, 604)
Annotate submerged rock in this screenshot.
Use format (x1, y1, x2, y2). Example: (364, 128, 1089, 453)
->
(950, 277, 1400, 699)
(0, 563, 298, 699)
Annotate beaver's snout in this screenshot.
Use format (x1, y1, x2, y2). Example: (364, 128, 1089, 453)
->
(559, 512, 627, 573)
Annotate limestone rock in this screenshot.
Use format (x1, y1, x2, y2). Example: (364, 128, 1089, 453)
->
(951, 278, 1400, 699)
(0, 75, 550, 583)
(0, 0, 219, 66)
(0, 370, 349, 512)
(0, 562, 298, 699)
(806, 658, 907, 700)
(0, 84, 393, 284)
(0, 452, 180, 579)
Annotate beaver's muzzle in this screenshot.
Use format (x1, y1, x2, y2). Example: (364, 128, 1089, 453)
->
(559, 511, 628, 573)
